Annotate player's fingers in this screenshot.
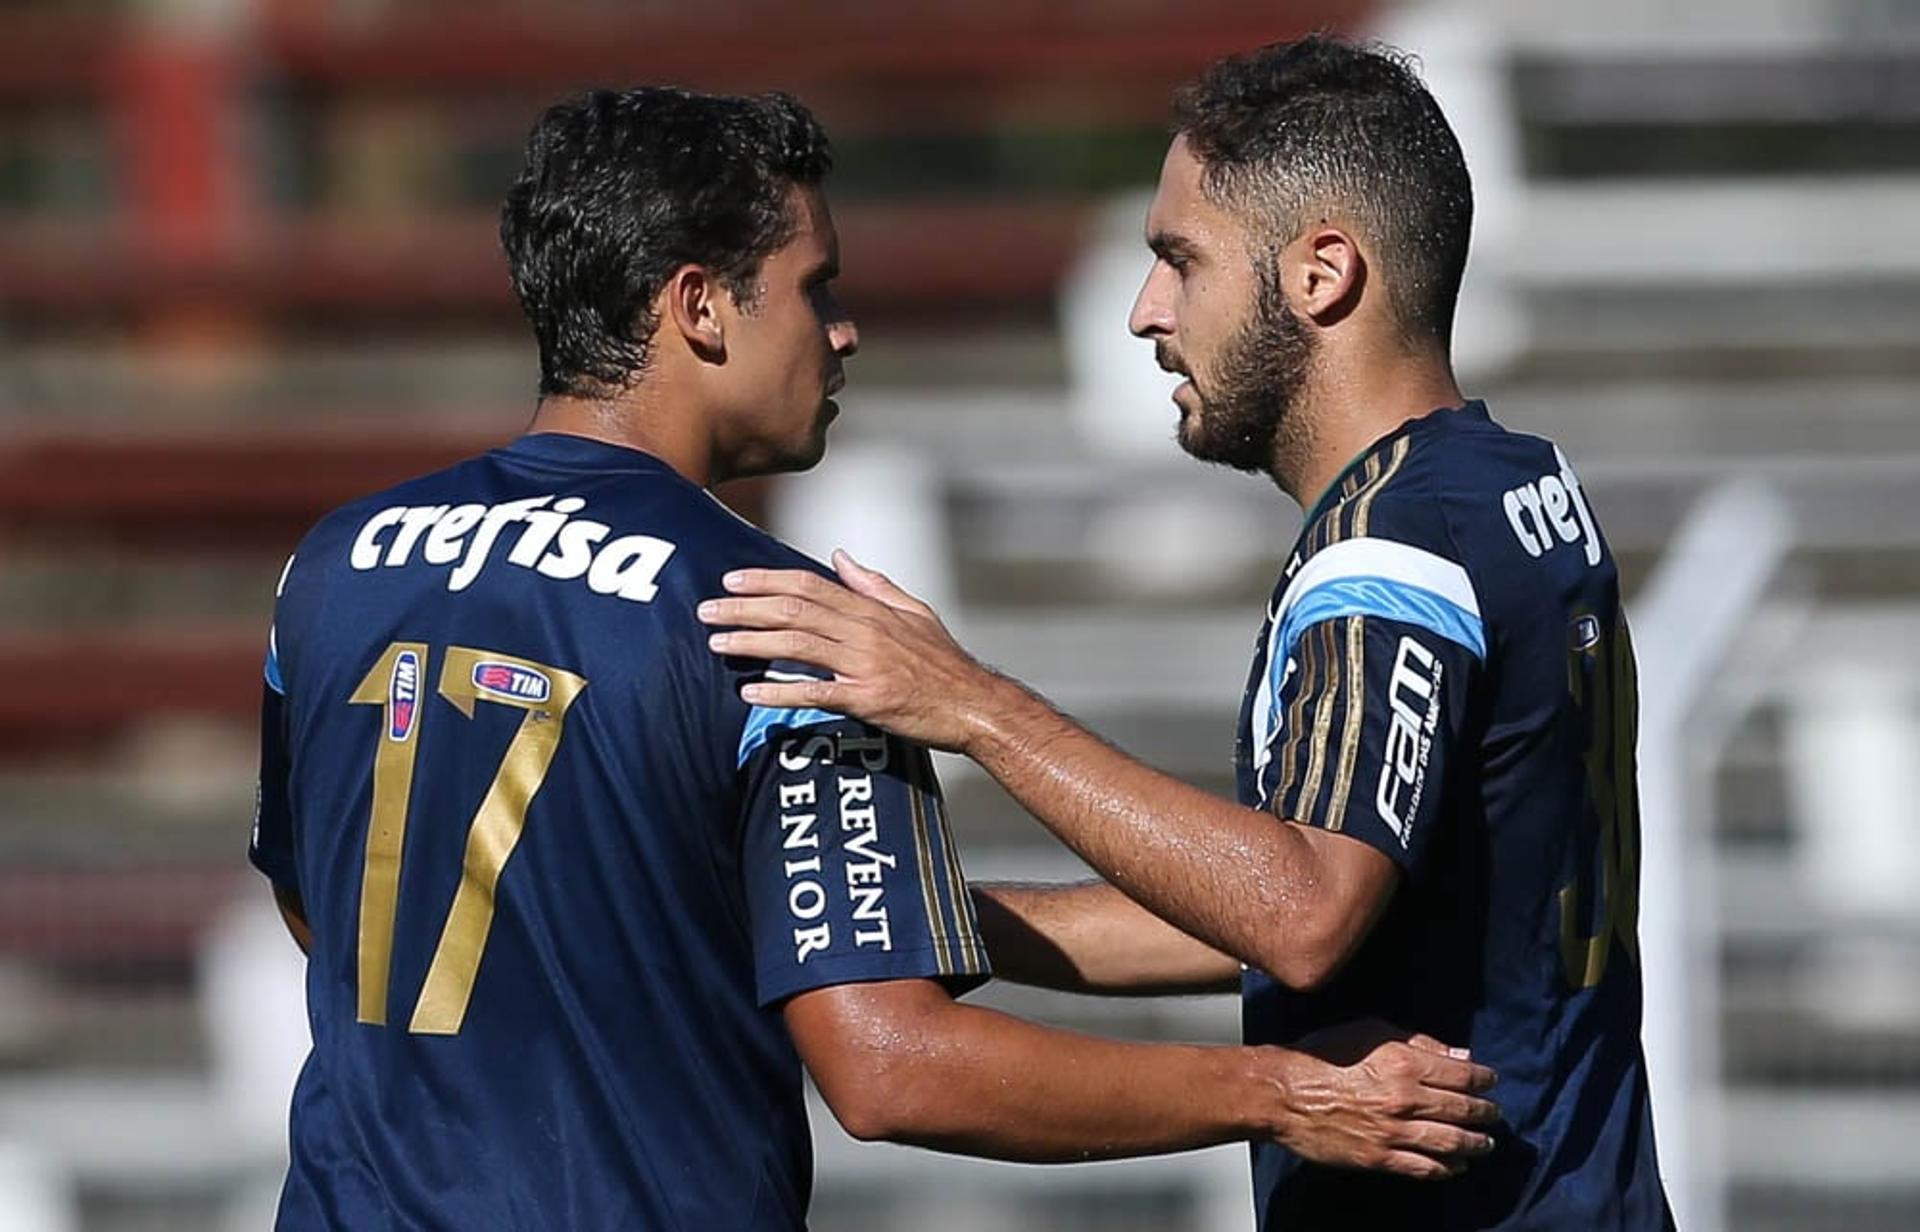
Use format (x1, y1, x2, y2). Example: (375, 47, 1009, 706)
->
(1405, 1033, 1472, 1060)
(1378, 1150, 1454, 1182)
(720, 567, 870, 615)
(1399, 1122, 1495, 1160)
(699, 595, 863, 640)
(708, 629, 855, 672)
(833, 549, 936, 619)
(1414, 1089, 1502, 1128)
(1414, 1053, 1498, 1094)
(739, 677, 849, 711)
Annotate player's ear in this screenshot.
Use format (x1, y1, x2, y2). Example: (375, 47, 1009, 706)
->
(1288, 225, 1364, 327)
(664, 264, 727, 363)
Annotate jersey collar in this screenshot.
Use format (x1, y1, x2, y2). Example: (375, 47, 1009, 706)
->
(1298, 399, 1486, 525)
(498, 432, 684, 478)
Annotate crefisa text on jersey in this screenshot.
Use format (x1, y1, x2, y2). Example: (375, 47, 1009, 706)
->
(776, 732, 897, 964)
(348, 496, 678, 601)
(1502, 447, 1601, 567)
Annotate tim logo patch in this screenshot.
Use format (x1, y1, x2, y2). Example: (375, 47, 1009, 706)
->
(388, 650, 421, 742)
(473, 660, 551, 704)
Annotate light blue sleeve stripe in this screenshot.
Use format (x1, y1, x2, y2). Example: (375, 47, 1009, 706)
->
(737, 704, 843, 767)
(264, 642, 285, 695)
(1264, 629, 1293, 716)
(1275, 575, 1486, 665)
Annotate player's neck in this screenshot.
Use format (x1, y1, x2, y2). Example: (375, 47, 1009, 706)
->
(525, 390, 718, 488)
(1279, 346, 1464, 512)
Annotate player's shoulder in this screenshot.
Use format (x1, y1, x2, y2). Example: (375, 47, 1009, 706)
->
(1402, 399, 1579, 508)
(481, 433, 831, 583)
(283, 454, 494, 586)
(1293, 405, 1463, 566)
(1280, 401, 1574, 662)
(692, 495, 827, 575)
(1302, 400, 1592, 565)
(1394, 401, 1607, 583)
(280, 437, 830, 601)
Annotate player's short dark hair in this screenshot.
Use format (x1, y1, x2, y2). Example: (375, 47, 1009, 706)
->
(501, 87, 833, 398)
(1173, 36, 1473, 344)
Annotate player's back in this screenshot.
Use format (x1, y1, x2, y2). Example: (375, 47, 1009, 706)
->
(1238, 402, 1672, 1229)
(260, 433, 833, 1229)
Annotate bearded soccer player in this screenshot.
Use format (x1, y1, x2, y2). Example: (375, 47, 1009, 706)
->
(249, 87, 1502, 1229)
(702, 40, 1675, 1230)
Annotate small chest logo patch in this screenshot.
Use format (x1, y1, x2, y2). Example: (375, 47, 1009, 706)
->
(1570, 613, 1602, 653)
(473, 660, 552, 704)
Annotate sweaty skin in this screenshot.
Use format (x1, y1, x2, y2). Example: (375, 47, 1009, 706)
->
(703, 558, 1497, 1173)
(788, 979, 1497, 1172)
(968, 879, 1242, 996)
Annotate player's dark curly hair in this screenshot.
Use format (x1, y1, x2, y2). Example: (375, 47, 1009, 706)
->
(501, 87, 833, 398)
(1173, 36, 1473, 345)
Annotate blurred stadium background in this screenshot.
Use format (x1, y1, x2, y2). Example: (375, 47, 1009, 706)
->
(3, 0, 1919, 1228)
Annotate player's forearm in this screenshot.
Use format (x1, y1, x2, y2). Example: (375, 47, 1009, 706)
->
(960, 679, 1362, 987)
(792, 979, 1500, 1178)
(843, 1000, 1282, 1161)
(970, 880, 1239, 994)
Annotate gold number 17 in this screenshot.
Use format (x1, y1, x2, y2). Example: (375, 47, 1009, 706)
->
(347, 642, 588, 1035)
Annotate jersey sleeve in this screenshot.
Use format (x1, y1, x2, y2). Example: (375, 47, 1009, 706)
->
(1256, 537, 1483, 874)
(735, 692, 990, 1008)
(249, 626, 299, 894)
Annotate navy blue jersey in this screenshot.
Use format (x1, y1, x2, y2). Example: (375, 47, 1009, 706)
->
(251, 432, 987, 1230)
(1235, 402, 1671, 1230)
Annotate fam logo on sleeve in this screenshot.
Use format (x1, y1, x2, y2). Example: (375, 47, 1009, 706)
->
(1375, 635, 1444, 847)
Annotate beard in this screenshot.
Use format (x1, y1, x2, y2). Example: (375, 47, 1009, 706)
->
(1165, 263, 1316, 477)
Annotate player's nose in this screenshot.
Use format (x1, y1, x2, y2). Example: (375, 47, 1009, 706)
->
(1128, 265, 1175, 339)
